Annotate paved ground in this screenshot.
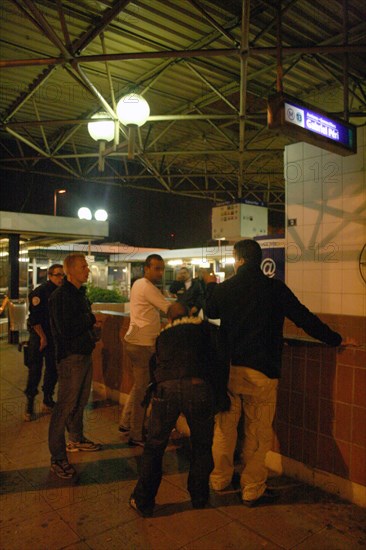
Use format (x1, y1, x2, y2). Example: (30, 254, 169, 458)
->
(1, 341, 365, 550)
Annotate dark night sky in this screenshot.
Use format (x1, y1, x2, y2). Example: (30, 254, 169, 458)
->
(0, 170, 215, 249)
(0, 170, 284, 248)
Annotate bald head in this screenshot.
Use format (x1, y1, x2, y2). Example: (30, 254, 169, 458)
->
(167, 302, 189, 323)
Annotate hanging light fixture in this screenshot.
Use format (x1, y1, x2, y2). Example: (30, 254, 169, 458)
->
(116, 93, 150, 159)
(87, 112, 115, 171)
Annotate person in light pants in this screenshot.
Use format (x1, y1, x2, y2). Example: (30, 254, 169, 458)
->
(211, 366, 278, 501)
(203, 239, 342, 507)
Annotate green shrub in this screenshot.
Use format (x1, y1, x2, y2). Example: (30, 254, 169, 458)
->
(86, 284, 128, 303)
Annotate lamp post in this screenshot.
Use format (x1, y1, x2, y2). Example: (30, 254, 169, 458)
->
(53, 188, 66, 216)
(87, 112, 115, 171)
(116, 93, 150, 159)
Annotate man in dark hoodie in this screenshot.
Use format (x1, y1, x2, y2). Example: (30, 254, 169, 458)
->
(129, 302, 216, 516)
(203, 239, 342, 507)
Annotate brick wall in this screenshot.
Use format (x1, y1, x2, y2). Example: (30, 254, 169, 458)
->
(274, 315, 366, 487)
(282, 124, 365, 490)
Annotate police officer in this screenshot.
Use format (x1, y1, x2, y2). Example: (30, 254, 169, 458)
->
(24, 264, 64, 421)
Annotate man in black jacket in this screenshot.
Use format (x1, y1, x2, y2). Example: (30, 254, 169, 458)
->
(48, 254, 101, 479)
(24, 264, 64, 421)
(129, 302, 216, 516)
(169, 267, 204, 315)
(203, 239, 342, 507)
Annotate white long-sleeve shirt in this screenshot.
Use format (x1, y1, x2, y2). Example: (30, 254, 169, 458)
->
(124, 277, 170, 346)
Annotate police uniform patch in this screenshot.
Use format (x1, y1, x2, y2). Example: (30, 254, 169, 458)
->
(32, 296, 41, 306)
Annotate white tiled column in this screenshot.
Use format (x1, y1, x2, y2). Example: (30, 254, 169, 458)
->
(285, 127, 366, 316)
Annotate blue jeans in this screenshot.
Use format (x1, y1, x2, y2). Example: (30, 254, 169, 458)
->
(132, 378, 215, 512)
(48, 354, 92, 462)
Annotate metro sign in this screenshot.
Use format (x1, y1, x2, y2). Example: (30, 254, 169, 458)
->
(268, 93, 357, 156)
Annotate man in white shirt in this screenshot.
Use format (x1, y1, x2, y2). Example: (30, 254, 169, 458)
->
(120, 254, 170, 446)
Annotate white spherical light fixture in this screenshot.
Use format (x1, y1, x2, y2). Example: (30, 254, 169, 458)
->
(78, 207, 92, 220)
(116, 94, 150, 127)
(87, 112, 114, 142)
(94, 209, 108, 221)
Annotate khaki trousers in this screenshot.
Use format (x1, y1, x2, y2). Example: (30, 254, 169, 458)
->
(210, 366, 278, 501)
(120, 343, 155, 441)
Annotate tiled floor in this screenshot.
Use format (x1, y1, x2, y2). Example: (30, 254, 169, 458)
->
(1, 341, 365, 550)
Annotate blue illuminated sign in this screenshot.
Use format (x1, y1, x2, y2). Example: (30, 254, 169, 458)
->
(284, 101, 355, 151)
(268, 93, 357, 156)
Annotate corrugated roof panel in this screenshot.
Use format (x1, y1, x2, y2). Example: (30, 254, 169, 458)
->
(1, 0, 365, 208)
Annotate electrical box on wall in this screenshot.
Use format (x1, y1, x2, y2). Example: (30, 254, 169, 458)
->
(212, 201, 268, 241)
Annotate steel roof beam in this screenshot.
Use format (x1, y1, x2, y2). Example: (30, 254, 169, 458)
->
(2, 45, 366, 69)
(188, 0, 240, 47)
(238, 0, 250, 199)
(21, 0, 72, 59)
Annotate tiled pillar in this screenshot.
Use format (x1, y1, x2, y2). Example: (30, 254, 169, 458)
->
(285, 127, 365, 317)
(271, 127, 366, 506)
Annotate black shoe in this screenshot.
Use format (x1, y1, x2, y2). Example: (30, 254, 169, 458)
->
(42, 396, 56, 413)
(118, 425, 129, 433)
(50, 460, 76, 479)
(128, 438, 145, 448)
(129, 496, 153, 517)
(24, 398, 34, 421)
(242, 489, 279, 508)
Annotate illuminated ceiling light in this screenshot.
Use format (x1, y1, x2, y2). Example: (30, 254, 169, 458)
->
(117, 94, 150, 126)
(167, 259, 183, 266)
(78, 207, 92, 220)
(87, 112, 115, 171)
(222, 257, 235, 265)
(116, 93, 150, 159)
(87, 112, 115, 141)
(94, 209, 108, 221)
(191, 258, 206, 265)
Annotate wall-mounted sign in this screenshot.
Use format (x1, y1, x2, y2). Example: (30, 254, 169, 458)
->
(268, 93, 357, 156)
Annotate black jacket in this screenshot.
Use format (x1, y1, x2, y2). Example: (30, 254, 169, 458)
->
(153, 318, 209, 382)
(205, 263, 342, 379)
(169, 278, 204, 312)
(28, 280, 58, 341)
(49, 280, 96, 361)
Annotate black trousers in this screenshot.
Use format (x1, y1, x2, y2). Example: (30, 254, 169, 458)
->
(24, 332, 57, 400)
(132, 378, 215, 512)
